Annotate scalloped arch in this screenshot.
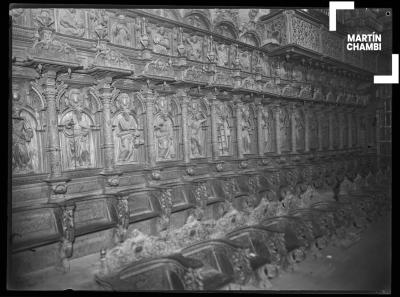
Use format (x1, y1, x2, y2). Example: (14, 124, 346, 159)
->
(183, 11, 212, 31)
(239, 31, 261, 47)
(213, 21, 238, 39)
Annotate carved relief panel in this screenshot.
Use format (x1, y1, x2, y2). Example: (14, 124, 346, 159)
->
(88, 9, 110, 40)
(261, 106, 275, 153)
(240, 104, 256, 155)
(279, 107, 291, 152)
(188, 99, 209, 159)
(215, 101, 234, 157)
(184, 34, 204, 62)
(12, 81, 46, 175)
(153, 95, 181, 162)
(56, 9, 86, 38)
(260, 15, 287, 47)
(239, 48, 251, 72)
(112, 93, 145, 165)
(295, 108, 305, 151)
(291, 16, 320, 52)
(215, 41, 230, 67)
(110, 14, 133, 47)
(31, 9, 56, 30)
(148, 23, 172, 55)
(184, 13, 210, 30)
(10, 8, 31, 27)
(58, 88, 101, 171)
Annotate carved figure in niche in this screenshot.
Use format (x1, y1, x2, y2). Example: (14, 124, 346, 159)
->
(89, 9, 108, 39)
(12, 112, 35, 174)
(61, 89, 92, 169)
(154, 97, 176, 160)
(186, 35, 202, 61)
(188, 102, 207, 158)
(241, 106, 252, 154)
(240, 33, 257, 47)
(10, 8, 26, 25)
(239, 50, 251, 72)
(261, 108, 274, 153)
(216, 103, 231, 156)
(112, 17, 130, 47)
(279, 108, 290, 151)
(114, 94, 141, 163)
(152, 26, 170, 55)
(295, 110, 305, 150)
(216, 43, 229, 67)
(58, 9, 85, 37)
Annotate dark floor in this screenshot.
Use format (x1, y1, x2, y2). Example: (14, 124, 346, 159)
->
(11, 210, 391, 292)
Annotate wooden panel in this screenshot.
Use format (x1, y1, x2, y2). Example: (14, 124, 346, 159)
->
(74, 199, 111, 230)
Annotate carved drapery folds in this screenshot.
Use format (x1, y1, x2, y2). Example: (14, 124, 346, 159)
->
(58, 87, 101, 170)
(153, 95, 181, 162)
(261, 105, 275, 154)
(12, 81, 46, 175)
(112, 93, 145, 165)
(187, 99, 208, 159)
(215, 101, 234, 157)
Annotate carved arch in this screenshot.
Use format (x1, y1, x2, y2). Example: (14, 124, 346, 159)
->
(183, 10, 212, 31)
(239, 31, 261, 47)
(213, 21, 238, 39)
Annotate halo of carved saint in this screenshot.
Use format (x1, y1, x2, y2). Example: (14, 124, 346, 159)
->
(215, 101, 233, 157)
(261, 107, 275, 153)
(153, 96, 180, 161)
(59, 88, 100, 170)
(112, 93, 144, 165)
(188, 100, 208, 159)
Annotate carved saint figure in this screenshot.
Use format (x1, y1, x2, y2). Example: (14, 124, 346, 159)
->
(152, 26, 170, 55)
(239, 50, 251, 72)
(89, 9, 108, 39)
(216, 43, 228, 67)
(154, 107, 175, 160)
(279, 108, 290, 151)
(12, 114, 34, 174)
(112, 21, 130, 47)
(61, 90, 92, 169)
(261, 108, 274, 153)
(186, 35, 202, 61)
(216, 104, 231, 156)
(59, 9, 85, 37)
(189, 110, 207, 158)
(115, 109, 141, 163)
(241, 107, 252, 154)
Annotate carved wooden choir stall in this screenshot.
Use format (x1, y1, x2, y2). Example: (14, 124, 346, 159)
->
(10, 8, 391, 290)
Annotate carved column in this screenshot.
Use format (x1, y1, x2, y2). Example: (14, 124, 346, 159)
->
(317, 109, 323, 151)
(290, 103, 297, 153)
(328, 109, 334, 150)
(234, 96, 244, 159)
(43, 70, 62, 179)
(272, 104, 281, 154)
(347, 110, 353, 148)
(304, 106, 310, 152)
(57, 203, 76, 272)
(144, 88, 156, 167)
(179, 91, 190, 163)
(98, 79, 116, 173)
(339, 108, 344, 149)
(209, 94, 219, 160)
(255, 98, 264, 156)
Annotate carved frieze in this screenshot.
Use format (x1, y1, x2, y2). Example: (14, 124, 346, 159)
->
(212, 68, 234, 88)
(143, 58, 175, 80)
(182, 65, 209, 85)
(91, 40, 132, 70)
